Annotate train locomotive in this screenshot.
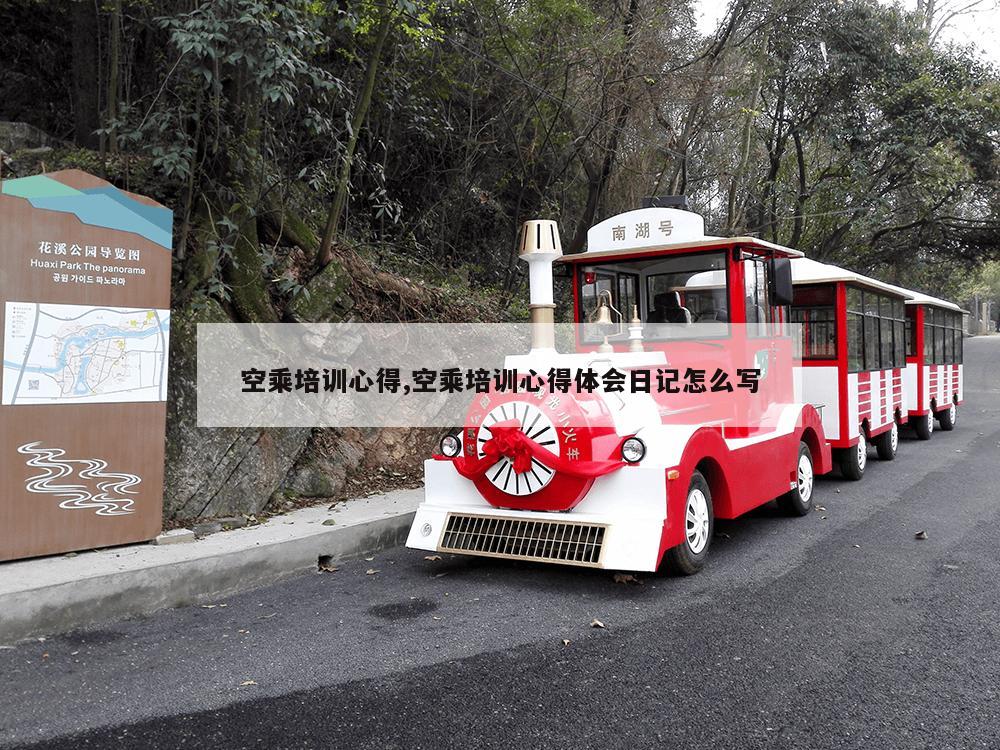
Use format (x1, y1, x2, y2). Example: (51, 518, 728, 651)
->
(406, 207, 836, 574)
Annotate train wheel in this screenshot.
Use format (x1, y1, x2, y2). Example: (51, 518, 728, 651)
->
(938, 403, 957, 431)
(875, 421, 899, 461)
(664, 471, 713, 576)
(914, 411, 934, 440)
(839, 432, 867, 481)
(778, 442, 814, 516)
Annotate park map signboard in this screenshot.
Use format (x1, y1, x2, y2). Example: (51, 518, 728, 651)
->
(0, 170, 172, 561)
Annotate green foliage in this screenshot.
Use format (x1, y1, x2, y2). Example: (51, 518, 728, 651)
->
(4, 0, 1000, 317)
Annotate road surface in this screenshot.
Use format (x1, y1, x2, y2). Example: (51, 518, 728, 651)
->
(3, 337, 999, 749)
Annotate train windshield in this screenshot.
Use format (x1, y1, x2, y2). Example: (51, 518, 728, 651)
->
(577, 251, 729, 342)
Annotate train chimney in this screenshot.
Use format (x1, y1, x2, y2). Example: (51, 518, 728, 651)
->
(518, 219, 562, 351)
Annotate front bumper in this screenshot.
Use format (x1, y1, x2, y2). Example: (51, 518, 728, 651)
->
(406, 459, 668, 571)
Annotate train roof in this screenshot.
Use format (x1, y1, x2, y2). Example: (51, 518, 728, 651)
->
(790, 258, 911, 299)
(561, 207, 804, 262)
(884, 284, 964, 312)
(791, 258, 963, 312)
(844, 270, 962, 311)
(563, 236, 805, 263)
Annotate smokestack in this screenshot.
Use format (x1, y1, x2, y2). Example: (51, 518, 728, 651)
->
(518, 219, 562, 351)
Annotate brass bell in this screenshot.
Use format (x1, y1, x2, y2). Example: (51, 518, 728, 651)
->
(593, 301, 613, 325)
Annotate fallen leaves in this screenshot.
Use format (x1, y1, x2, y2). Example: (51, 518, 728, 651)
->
(365, 568, 380, 575)
(240, 680, 257, 687)
(317, 555, 339, 573)
(321, 519, 337, 526)
(424, 555, 442, 562)
(613, 573, 642, 585)
(562, 639, 571, 647)
(590, 618, 605, 629)
(915, 530, 929, 540)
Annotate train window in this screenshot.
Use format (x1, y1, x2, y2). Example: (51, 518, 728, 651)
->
(864, 314, 880, 370)
(847, 287, 862, 313)
(581, 272, 615, 315)
(845, 286, 907, 371)
(743, 258, 773, 337)
(921, 306, 962, 365)
(880, 316, 894, 369)
(906, 308, 916, 357)
(642, 252, 729, 339)
(923, 314, 934, 362)
(790, 285, 837, 360)
(886, 295, 906, 369)
(579, 252, 729, 343)
(790, 307, 837, 359)
(848, 312, 864, 372)
(618, 273, 639, 320)
(846, 286, 863, 372)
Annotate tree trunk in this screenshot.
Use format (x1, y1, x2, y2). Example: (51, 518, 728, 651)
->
(217, 71, 278, 322)
(70, 0, 101, 149)
(107, 0, 122, 155)
(726, 25, 771, 233)
(564, 0, 640, 255)
(789, 129, 807, 247)
(318, 8, 394, 267)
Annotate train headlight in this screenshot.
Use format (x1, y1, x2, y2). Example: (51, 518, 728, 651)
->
(440, 434, 462, 458)
(621, 437, 646, 464)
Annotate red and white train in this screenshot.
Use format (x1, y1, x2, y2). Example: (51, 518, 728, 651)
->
(790, 259, 910, 479)
(896, 289, 964, 439)
(406, 208, 964, 573)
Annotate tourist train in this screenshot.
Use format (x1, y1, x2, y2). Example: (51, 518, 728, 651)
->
(406, 206, 964, 573)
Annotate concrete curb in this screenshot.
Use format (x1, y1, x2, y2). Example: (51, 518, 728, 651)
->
(0, 489, 421, 644)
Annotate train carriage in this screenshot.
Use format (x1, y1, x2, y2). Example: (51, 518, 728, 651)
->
(896, 290, 965, 439)
(407, 207, 832, 574)
(789, 258, 911, 480)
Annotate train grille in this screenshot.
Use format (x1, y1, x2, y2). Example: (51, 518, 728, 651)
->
(440, 514, 606, 566)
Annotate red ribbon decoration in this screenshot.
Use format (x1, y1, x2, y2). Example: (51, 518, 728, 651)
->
(438, 419, 631, 480)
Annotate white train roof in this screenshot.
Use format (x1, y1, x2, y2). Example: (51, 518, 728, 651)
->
(882, 282, 963, 312)
(791, 257, 911, 299)
(571, 208, 804, 260)
(791, 257, 962, 311)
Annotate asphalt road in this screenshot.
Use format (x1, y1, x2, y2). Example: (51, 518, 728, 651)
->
(3, 337, 1000, 750)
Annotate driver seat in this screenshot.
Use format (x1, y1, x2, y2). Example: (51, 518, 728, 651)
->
(649, 291, 692, 324)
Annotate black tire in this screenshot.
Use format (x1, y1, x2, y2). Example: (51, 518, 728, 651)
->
(778, 441, 815, 516)
(937, 402, 957, 431)
(875, 421, 899, 461)
(664, 471, 713, 576)
(913, 410, 934, 440)
(839, 431, 867, 481)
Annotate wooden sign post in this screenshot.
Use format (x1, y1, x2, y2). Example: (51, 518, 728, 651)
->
(0, 170, 172, 561)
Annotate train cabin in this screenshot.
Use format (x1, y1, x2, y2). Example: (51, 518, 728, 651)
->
(896, 289, 964, 439)
(789, 258, 911, 480)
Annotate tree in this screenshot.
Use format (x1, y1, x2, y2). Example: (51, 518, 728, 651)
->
(118, 0, 342, 319)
